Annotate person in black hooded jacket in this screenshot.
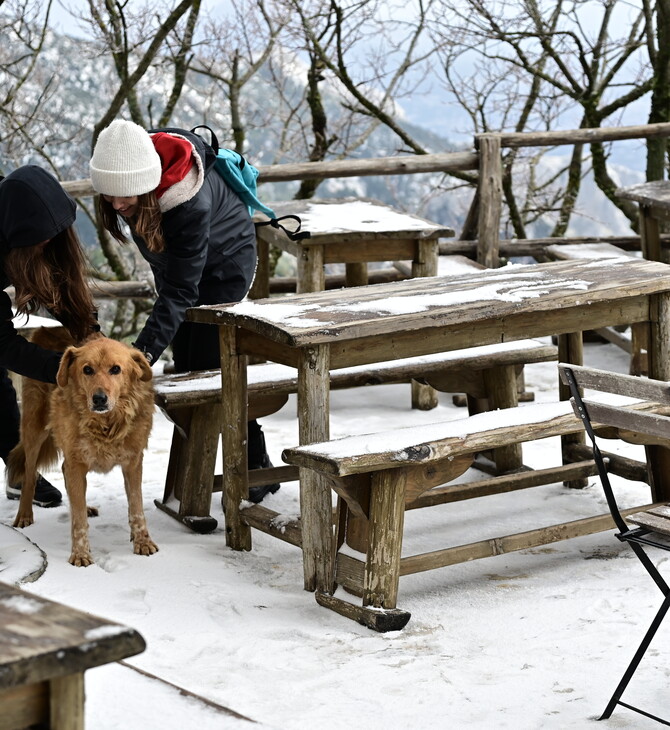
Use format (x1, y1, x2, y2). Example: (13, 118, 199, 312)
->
(89, 120, 279, 503)
(0, 165, 99, 506)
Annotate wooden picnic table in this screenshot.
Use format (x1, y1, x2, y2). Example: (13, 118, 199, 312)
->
(188, 258, 670, 593)
(617, 180, 670, 263)
(0, 580, 145, 730)
(252, 197, 455, 295)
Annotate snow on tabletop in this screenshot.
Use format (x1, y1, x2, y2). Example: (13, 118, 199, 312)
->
(228, 271, 592, 328)
(552, 243, 635, 260)
(85, 625, 129, 641)
(299, 200, 444, 234)
(0, 594, 44, 614)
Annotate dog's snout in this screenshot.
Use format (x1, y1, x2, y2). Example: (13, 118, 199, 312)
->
(91, 391, 109, 411)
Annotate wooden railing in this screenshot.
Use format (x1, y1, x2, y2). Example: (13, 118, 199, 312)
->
(62, 121, 670, 271)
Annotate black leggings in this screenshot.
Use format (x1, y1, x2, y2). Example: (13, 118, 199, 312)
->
(0, 368, 20, 464)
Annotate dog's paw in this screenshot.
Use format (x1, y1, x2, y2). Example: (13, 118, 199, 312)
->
(133, 538, 159, 556)
(69, 552, 94, 567)
(87, 505, 99, 517)
(13, 513, 34, 529)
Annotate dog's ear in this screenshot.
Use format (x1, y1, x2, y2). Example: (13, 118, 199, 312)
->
(56, 346, 79, 387)
(131, 350, 153, 382)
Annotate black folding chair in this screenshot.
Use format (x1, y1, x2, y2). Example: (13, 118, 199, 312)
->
(559, 362, 670, 726)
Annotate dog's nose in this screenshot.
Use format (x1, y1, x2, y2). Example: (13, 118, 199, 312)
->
(92, 391, 108, 410)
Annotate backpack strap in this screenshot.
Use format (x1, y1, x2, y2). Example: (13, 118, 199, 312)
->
(190, 125, 219, 155)
(255, 215, 311, 242)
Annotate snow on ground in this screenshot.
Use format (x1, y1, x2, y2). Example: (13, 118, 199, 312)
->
(2, 339, 670, 728)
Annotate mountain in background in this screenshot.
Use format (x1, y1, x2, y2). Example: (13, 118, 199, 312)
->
(2, 28, 644, 247)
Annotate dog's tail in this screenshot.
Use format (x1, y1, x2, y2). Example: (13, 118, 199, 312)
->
(6, 438, 59, 487)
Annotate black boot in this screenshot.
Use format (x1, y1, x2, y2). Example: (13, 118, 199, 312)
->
(6, 474, 62, 507)
(247, 420, 280, 503)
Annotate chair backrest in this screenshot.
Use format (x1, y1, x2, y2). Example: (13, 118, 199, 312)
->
(558, 363, 670, 532)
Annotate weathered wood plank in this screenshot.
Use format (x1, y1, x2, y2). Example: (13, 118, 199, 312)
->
(315, 592, 411, 633)
(559, 363, 670, 404)
(240, 504, 302, 547)
(406, 460, 599, 510)
(627, 510, 670, 536)
(398, 505, 658, 576)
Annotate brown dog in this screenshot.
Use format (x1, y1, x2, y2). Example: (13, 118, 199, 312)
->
(7, 327, 157, 566)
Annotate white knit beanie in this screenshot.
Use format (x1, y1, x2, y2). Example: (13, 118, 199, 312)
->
(89, 120, 162, 196)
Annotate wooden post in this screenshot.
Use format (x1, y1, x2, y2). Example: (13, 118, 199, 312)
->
(647, 291, 670, 502)
(411, 238, 440, 410)
(297, 245, 325, 293)
(558, 331, 587, 488)
(219, 325, 251, 551)
(298, 344, 333, 592)
(476, 134, 503, 269)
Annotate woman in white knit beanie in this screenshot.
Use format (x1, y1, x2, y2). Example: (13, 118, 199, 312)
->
(90, 119, 280, 504)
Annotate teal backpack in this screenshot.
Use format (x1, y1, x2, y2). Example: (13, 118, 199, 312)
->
(191, 126, 310, 241)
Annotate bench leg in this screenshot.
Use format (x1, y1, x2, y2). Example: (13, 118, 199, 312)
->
(558, 332, 587, 488)
(363, 470, 407, 610)
(155, 405, 220, 534)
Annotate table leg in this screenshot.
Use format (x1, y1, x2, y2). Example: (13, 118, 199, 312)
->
(50, 673, 84, 730)
(249, 236, 270, 299)
(640, 208, 662, 262)
(297, 244, 325, 293)
(558, 331, 587, 488)
(647, 292, 670, 502)
(411, 239, 440, 410)
(297, 344, 332, 592)
(345, 262, 368, 287)
(219, 325, 251, 551)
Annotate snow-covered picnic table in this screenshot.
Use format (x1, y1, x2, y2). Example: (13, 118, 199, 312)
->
(252, 197, 455, 295)
(188, 257, 670, 597)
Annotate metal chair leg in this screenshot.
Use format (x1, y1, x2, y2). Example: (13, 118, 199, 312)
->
(599, 590, 670, 723)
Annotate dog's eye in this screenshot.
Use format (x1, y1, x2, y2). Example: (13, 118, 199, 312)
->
(83, 366, 94, 376)
(109, 365, 121, 375)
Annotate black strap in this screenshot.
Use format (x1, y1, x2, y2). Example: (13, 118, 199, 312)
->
(255, 214, 312, 242)
(190, 125, 219, 155)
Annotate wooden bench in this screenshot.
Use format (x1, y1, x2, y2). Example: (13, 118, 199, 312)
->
(153, 339, 558, 533)
(280, 397, 665, 631)
(0, 581, 145, 730)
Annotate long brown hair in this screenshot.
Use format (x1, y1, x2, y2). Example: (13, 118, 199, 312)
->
(5, 227, 97, 342)
(98, 192, 165, 253)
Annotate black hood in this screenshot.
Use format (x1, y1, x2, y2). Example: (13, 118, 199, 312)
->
(0, 165, 77, 251)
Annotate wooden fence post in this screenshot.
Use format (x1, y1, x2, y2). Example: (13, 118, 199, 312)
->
(475, 134, 503, 268)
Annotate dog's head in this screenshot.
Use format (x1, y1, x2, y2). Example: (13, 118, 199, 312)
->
(56, 337, 153, 413)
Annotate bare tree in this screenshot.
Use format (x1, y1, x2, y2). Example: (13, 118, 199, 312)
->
(433, 0, 651, 236)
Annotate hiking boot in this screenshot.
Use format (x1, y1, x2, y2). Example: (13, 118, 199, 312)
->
(6, 475, 62, 507)
(247, 421, 280, 504)
(248, 452, 281, 504)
